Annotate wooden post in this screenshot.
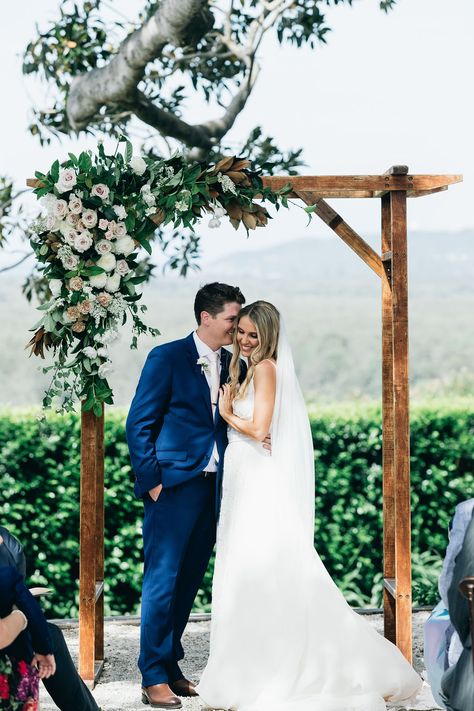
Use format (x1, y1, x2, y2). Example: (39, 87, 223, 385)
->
(381, 192, 396, 644)
(79, 406, 105, 685)
(390, 186, 413, 663)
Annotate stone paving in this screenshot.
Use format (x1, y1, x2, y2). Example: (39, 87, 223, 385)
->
(40, 612, 442, 711)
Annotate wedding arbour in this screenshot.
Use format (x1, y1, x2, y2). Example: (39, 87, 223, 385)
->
(26, 147, 462, 685)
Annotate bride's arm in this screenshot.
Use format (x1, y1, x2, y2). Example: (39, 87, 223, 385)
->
(219, 360, 276, 442)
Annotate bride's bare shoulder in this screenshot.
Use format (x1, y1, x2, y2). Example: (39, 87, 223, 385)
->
(254, 359, 277, 379)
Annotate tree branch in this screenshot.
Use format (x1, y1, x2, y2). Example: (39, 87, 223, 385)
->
(0, 252, 34, 274)
(67, 0, 214, 130)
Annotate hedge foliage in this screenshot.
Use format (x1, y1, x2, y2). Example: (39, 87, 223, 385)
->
(0, 400, 473, 618)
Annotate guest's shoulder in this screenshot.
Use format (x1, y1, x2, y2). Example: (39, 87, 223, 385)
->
(454, 498, 474, 519)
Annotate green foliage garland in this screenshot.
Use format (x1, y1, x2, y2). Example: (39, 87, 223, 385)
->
(26, 141, 289, 415)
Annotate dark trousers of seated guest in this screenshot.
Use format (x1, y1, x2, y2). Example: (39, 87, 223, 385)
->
(43, 623, 99, 711)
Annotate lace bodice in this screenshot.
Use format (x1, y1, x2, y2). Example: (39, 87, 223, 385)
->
(227, 379, 255, 444)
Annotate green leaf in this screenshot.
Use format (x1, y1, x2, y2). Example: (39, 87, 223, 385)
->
(125, 140, 133, 164)
(81, 266, 105, 276)
(135, 236, 152, 255)
(125, 213, 135, 232)
(49, 160, 60, 183)
(78, 151, 92, 173)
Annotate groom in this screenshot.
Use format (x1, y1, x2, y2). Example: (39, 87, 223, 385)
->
(126, 282, 246, 709)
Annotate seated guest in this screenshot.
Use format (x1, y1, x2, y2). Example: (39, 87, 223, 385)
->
(441, 509, 474, 710)
(0, 562, 55, 711)
(424, 499, 474, 707)
(0, 527, 100, 711)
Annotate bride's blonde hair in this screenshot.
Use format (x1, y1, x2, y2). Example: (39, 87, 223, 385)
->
(229, 301, 280, 399)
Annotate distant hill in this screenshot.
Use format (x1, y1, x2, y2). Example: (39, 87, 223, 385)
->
(1, 230, 473, 407)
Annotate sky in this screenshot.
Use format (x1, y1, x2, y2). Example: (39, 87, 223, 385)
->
(1, 0, 473, 272)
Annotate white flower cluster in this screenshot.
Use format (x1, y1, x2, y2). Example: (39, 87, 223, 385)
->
(217, 172, 237, 195)
(208, 202, 226, 229)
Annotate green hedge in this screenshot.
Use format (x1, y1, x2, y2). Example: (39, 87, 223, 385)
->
(0, 400, 473, 618)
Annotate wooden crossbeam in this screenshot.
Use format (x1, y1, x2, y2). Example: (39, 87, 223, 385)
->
(295, 191, 383, 277)
(262, 174, 462, 196)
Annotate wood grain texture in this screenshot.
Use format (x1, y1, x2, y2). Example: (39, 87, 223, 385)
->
(79, 409, 98, 681)
(381, 192, 396, 643)
(390, 189, 413, 664)
(95, 406, 105, 663)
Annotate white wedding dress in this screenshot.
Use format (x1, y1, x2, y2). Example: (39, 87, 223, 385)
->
(196, 327, 422, 711)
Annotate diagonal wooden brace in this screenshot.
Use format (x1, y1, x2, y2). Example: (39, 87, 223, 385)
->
(295, 191, 383, 278)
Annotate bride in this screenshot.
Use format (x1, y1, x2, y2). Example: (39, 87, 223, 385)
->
(196, 301, 422, 711)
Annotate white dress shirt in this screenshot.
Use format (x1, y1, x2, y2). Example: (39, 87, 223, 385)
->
(193, 331, 222, 472)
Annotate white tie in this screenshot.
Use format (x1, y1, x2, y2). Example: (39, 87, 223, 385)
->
(208, 351, 220, 464)
(208, 351, 220, 418)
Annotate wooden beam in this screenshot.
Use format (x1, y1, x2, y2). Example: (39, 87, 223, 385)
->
(390, 189, 413, 664)
(27, 174, 462, 200)
(79, 409, 98, 682)
(409, 186, 448, 198)
(95, 407, 105, 664)
(381, 192, 396, 644)
(262, 174, 463, 196)
(295, 191, 383, 278)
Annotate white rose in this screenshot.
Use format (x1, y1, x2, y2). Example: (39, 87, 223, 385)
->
(62, 254, 79, 270)
(74, 231, 93, 253)
(105, 273, 121, 293)
(114, 222, 127, 237)
(95, 239, 112, 255)
(82, 346, 98, 359)
(66, 212, 80, 227)
(63, 228, 79, 247)
(49, 279, 63, 296)
(56, 168, 77, 194)
(98, 361, 114, 379)
(91, 183, 110, 200)
(89, 273, 108, 289)
(115, 236, 136, 257)
(96, 252, 116, 272)
(115, 259, 130, 277)
(97, 347, 108, 358)
(130, 156, 147, 176)
(81, 209, 98, 228)
(113, 204, 127, 220)
(46, 214, 61, 231)
(68, 196, 83, 214)
(53, 199, 68, 218)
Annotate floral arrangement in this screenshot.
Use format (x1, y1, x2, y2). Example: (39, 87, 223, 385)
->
(0, 655, 39, 711)
(27, 140, 289, 416)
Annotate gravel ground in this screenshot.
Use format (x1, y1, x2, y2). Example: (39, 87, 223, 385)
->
(40, 611, 442, 711)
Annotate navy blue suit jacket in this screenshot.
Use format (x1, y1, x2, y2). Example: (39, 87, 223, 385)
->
(126, 333, 237, 499)
(0, 565, 52, 660)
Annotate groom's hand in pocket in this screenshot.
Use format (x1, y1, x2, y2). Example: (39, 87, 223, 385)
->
(149, 484, 163, 502)
(262, 434, 272, 453)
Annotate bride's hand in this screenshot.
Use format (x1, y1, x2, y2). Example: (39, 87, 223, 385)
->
(219, 384, 233, 418)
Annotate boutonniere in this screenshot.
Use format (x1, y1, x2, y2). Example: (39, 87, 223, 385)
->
(196, 357, 209, 374)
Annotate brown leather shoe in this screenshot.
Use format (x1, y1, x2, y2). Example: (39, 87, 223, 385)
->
(169, 678, 198, 697)
(141, 684, 182, 708)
